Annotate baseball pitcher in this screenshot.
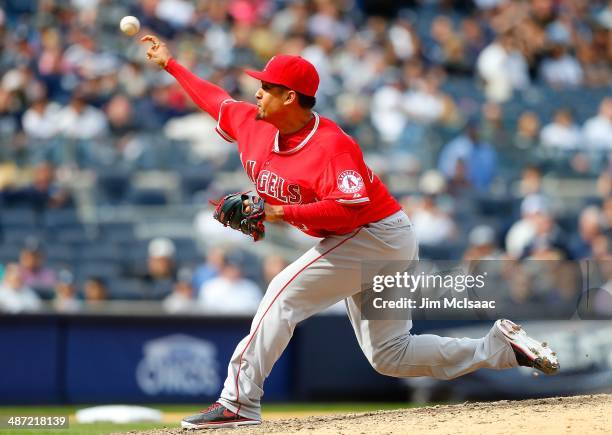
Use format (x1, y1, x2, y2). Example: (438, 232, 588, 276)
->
(142, 35, 559, 429)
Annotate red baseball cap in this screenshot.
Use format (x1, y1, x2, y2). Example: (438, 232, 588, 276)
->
(245, 55, 319, 97)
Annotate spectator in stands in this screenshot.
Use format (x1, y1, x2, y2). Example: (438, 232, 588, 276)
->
(601, 196, 612, 232)
(0, 263, 42, 313)
(106, 94, 138, 137)
(593, 260, 612, 316)
(403, 71, 456, 126)
(477, 31, 530, 102)
(396, 70, 457, 155)
(388, 16, 418, 63)
(83, 276, 108, 304)
(540, 44, 584, 89)
(514, 111, 541, 151)
(370, 74, 407, 145)
(517, 197, 569, 260)
(191, 247, 225, 292)
(426, 15, 465, 72)
(479, 102, 508, 146)
(506, 194, 551, 259)
(141, 237, 177, 299)
(163, 267, 195, 314)
(198, 250, 261, 315)
(597, 1, 612, 29)
(262, 254, 288, 287)
(569, 206, 603, 260)
(0, 88, 20, 160)
(21, 96, 60, 140)
(270, 1, 309, 37)
(53, 269, 81, 313)
(600, 167, 612, 197)
(462, 225, 503, 261)
(460, 17, 487, 70)
(55, 91, 108, 140)
(583, 97, 612, 151)
(540, 109, 582, 151)
(403, 171, 457, 246)
(0, 162, 71, 210)
(500, 110, 541, 173)
(517, 165, 544, 198)
(438, 120, 498, 192)
(577, 25, 612, 87)
(335, 93, 378, 152)
(18, 238, 56, 290)
(506, 263, 534, 306)
(522, 224, 568, 260)
(547, 260, 582, 314)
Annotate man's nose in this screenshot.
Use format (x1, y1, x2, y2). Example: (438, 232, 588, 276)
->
(255, 88, 263, 99)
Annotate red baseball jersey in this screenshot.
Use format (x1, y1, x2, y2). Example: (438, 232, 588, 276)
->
(216, 100, 401, 237)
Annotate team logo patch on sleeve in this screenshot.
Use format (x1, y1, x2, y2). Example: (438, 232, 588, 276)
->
(337, 170, 364, 194)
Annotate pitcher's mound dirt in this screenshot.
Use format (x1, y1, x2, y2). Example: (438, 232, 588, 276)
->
(126, 394, 611, 435)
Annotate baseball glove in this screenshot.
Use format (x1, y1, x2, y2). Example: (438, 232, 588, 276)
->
(211, 192, 266, 241)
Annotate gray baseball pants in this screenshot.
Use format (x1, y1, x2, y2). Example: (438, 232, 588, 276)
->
(218, 210, 518, 420)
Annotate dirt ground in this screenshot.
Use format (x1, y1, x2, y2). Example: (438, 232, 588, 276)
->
(127, 394, 611, 435)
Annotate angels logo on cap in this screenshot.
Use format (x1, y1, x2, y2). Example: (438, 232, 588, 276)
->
(337, 170, 364, 194)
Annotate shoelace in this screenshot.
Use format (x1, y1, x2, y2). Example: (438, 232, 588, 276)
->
(201, 402, 223, 413)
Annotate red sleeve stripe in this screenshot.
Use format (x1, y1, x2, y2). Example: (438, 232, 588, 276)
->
(336, 197, 370, 204)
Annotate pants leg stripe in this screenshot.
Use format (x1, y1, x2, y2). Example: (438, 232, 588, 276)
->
(234, 228, 363, 415)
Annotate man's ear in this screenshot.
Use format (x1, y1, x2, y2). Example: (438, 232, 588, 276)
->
(284, 90, 297, 106)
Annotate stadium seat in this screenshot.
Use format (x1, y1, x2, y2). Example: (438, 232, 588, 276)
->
(77, 243, 120, 262)
(97, 170, 131, 204)
(419, 243, 465, 260)
(556, 214, 578, 234)
(42, 208, 80, 228)
(106, 278, 147, 300)
(45, 244, 78, 263)
(0, 243, 23, 263)
(180, 168, 214, 201)
(76, 262, 121, 282)
(171, 238, 201, 263)
(50, 226, 91, 244)
(0, 208, 40, 228)
(98, 222, 135, 243)
(2, 228, 45, 245)
(475, 196, 518, 218)
(127, 188, 168, 206)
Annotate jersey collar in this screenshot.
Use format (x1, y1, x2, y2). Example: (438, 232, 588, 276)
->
(273, 112, 320, 155)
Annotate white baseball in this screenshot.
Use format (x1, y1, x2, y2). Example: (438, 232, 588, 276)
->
(120, 16, 140, 36)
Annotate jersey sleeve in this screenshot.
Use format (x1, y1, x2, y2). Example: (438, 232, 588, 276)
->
(215, 100, 256, 143)
(165, 59, 231, 119)
(317, 152, 370, 205)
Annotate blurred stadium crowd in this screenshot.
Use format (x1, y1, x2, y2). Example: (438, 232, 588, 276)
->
(0, 0, 611, 315)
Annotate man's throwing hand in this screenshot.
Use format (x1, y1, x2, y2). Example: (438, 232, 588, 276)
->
(141, 35, 171, 68)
